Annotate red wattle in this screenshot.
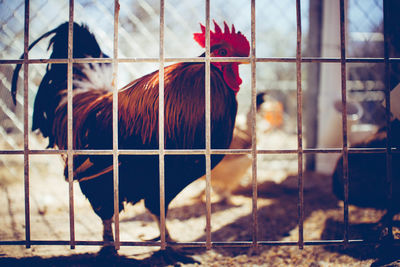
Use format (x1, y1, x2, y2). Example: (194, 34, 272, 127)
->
(223, 63, 241, 94)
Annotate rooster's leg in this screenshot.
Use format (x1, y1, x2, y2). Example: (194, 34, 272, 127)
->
(103, 218, 114, 243)
(99, 218, 117, 256)
(147, 214, 198, 264)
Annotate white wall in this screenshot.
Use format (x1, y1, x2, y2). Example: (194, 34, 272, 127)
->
(316, 0, 343, 174)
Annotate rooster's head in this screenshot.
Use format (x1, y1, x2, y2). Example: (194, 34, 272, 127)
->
(193, 20, 250, 93)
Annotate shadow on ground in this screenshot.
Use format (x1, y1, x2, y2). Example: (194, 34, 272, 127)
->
(0, 247, 200, 267)
(2, 172, 399, 266)
(186, 172, 339, 256)
(321, 218, 400, 266)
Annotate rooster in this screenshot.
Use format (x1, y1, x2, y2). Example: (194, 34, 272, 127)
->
(11, 21, 250, 253)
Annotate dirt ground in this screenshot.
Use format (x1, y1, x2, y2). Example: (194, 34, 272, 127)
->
(0, 132, 400, 266)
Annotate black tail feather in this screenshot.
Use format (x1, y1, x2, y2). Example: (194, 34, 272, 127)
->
(11, 22, 108, 147)
(11, 26, 60, 105)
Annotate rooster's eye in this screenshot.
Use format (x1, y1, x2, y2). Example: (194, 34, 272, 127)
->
(218, 48, 227, 56)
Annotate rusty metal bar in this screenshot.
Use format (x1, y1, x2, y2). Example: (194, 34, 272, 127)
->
(158, 0, 166, 250)
(23, 0, 30, 249)
(112, 0, 120, 251)
(3, 57, 400, 65)
(3, 238, 398, 247)
(383, 0, 394, 239)
(2, 147, 397, 156)
(204, 0, 212, 250)
(256, 57, 391, 63)
(295, 0, 304, 249)
(67, 0, 76, 249)
(2, 147, 398, 156)
(339, 0, 349, 245)
(250, 0, 258, 249)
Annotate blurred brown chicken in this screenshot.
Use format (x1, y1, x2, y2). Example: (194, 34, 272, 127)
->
(195, 92, 279, 204)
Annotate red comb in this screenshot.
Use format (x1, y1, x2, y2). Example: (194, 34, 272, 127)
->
(193, 20, 250, 57)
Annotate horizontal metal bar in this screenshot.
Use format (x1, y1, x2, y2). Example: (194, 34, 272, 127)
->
(0, 150, 66, 155)
(0, 147, 398, 155)
(256, 57, 400, 63)
(3, 57, 400, 65)
(1, 57, 242, 64)
(1, 239, 398, 247)
(0, 58, 70, 64)
(0, 240, 157, 247)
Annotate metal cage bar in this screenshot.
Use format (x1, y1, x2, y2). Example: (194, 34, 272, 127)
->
(0, 147, 398, 156)
(295, 0, 304, 249)
(2, 238, 399, 247)
(383, 0, 394, 239)
(204, 0, 212, 250)
(3, 57, 400, 65)
(158, 0, 167, 250)
(339, 0, 349, 245)
(67, 0, 76, 249)
(250, 0, 258, 249)
(23, 0, 30, 249)
(112, 0, 121, 251)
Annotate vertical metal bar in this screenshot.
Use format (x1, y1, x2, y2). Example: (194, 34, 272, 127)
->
(67, 0, 76, 249)
(112, 0, 120, 251)
(23, 0, 30, 249)
(305, 0, 322, 171)
(339, 0, 349, 245)
(383, 0, 393, 237)
(158, 0, 166, 250)
(296, 0, 304, 250)
(204, 0, 212, 250)
(250, 0, 258, 249)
